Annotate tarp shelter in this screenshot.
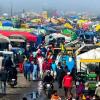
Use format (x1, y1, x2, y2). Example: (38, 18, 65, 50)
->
(31, 19, 42, 23)
(51, 18, 59, 24)
(64, 23, 73, 29)
(61, 29, 77, 41)
(9, 34, 26, 42)
(0, 26, 34, 32)
(0, 30, 37, 42)
(57, 18, 66, 23)
(0, 22, 2, 26)
(0, 34, 10, 43)
(76, 48, 100, 72)
(45, 33, 71, 43)
(95, 24, 100, 31)
(82, 21, 92, 30)
(2, 21, 13, 27)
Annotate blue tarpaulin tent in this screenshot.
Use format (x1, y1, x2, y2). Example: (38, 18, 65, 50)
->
(2, 21, 13, 27)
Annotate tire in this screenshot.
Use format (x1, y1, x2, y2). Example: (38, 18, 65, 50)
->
(47, 90, 52, 99)
(10, 84, 15, 88)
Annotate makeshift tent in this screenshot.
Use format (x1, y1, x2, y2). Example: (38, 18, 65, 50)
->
(76, 48, 100, 72)
(0, 26, 34, 32)
(95, 24, 100, 31)
(0, 34, 10, 43)
(9, 34, 26, 43)
(0, 30, 37, 42)
(61, 29, 77, 41)
(57, 18, 66, 23)
(21, 24, 29, 28)
(2, 21, 13, 27)
(31, 19, 42, 23)
(0, 22, 2, 26)
(51, 18, 59, 24)
(45, 33, 71, 43)
(33, 29, 46, 35)
(77, 20, 88, 28)
(64, 23, 73, 29)
(82, 22, 92, 30)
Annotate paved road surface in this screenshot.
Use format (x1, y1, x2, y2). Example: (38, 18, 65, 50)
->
(0, 74, 76, 100)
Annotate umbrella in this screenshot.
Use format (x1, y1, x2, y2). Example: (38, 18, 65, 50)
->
(2, 21, 13, 27)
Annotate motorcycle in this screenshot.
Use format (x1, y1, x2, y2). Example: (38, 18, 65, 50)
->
(8, 78, 17, 88)
(7, 66, 17, 88)
(43, 82, 53, 98)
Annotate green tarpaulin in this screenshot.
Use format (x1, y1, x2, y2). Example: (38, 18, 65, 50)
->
(61, 29, 77, 41)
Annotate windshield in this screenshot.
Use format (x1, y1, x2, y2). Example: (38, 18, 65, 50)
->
(11, 41, 26, 48)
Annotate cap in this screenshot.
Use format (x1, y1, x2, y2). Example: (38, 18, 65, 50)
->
(67, 72, 70, 75)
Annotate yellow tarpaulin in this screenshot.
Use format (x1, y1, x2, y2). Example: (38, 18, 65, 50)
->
(21, 24, 29, 28)
(95, 25, 100, 31)
(95, 42, 100, 46)
(0, 22, 2, 26)
(80, 59, 100, 63)
(64, 23, 73, 29)
(77, 20, 88, 28)
(31, 19, 42, 23)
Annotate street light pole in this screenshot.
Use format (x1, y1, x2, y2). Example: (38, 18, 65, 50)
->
(10, 0, 13, 16)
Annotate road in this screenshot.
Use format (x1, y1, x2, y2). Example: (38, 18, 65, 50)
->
(0, 74, 76, 100)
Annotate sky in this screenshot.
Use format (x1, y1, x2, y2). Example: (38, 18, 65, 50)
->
(0, 0, 100, 14)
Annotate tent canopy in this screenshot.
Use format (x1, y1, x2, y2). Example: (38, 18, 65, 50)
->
(0, 34, 10, 43)
(2, 21, 13, 27)
(76, 48, 100, 72)
(0, 30, 37, 42)
(61, 29, 77, 41)
(64, 23, 73, 29)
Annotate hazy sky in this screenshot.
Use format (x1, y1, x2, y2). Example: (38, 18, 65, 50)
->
(0, 0, 100, 14)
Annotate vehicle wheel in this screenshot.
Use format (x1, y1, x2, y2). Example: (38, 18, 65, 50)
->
(10, 85, 14, 88)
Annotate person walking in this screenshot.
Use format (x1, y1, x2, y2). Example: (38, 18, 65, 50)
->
(32, 61, 39, 81)
(18, 53, 24, 73)
(3, 56, 13, 72)
(51, 60, 57, 79)
(23, 60, 31, 81)
(56, 62, 64, 88)
(42, 59, 51, 76)
(62, 72, 73, 99)
(95, 82, 100, 99)
(37, 53, 44, 79)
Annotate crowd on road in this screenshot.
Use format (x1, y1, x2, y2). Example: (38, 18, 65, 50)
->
(0, 38, 100, 100)
(1, 15, 100, 100)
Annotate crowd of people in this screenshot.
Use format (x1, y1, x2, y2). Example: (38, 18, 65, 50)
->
(0, 38, 100, 100)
